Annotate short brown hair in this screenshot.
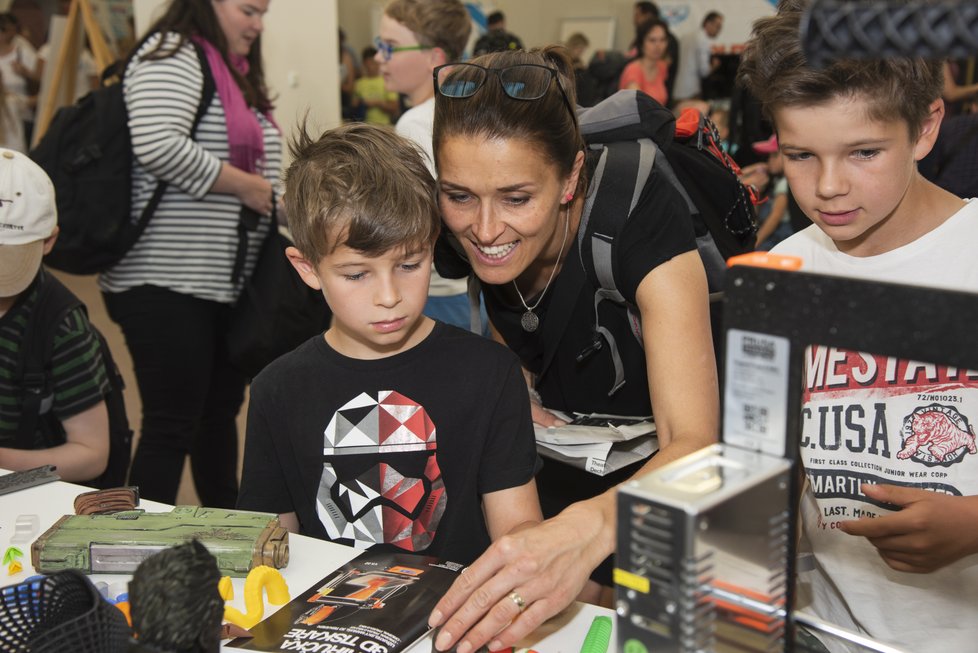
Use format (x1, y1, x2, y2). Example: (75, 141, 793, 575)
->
(565, 32, 589, 51)
(384, 0, 471, 62)
(284, 123, 440, 263)
(737, 0, 943, 140)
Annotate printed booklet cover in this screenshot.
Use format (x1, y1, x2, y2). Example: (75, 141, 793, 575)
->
(228, 550, 464, 652)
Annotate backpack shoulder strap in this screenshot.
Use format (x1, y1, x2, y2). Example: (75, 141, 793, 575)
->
(574, 91, 709, 395)
(188, 40, 218, 128)
(15, 273, 84, 449)
(578, 138, 659, 305)
(572, 139, 659, 396)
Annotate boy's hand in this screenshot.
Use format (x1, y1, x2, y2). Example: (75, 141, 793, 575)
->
(840, 484, 978, 573)
(529, 403, 566, 428)
(522, 377, 566, 428)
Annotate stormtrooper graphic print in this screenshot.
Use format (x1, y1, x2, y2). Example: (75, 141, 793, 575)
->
(317, 390, 447, 551)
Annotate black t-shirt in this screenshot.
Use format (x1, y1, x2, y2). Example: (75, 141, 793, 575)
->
(484, 166, 696, 418)
(238, 321, 538, 565)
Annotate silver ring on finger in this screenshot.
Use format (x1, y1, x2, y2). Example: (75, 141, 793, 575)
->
(508, 591, 526, 613)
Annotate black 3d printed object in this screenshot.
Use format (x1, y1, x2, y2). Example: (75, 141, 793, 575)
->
(0, 568, 130, 652)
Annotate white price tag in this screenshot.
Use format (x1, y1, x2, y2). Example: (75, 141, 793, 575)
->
(723, 329, 791, 458)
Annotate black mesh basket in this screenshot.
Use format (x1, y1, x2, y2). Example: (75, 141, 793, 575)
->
(0, 569, 131, 653)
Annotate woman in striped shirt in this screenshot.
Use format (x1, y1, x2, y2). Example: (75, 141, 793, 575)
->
(100, 0, 280, 507)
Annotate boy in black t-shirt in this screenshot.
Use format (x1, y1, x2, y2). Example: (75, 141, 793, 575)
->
(0, 148, 110, 481)
(237, 124, 542, 565)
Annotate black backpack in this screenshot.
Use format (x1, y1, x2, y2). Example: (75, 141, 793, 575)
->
(30, 42, 215, 275)
(15, 272, 133, 489)
(574, 90, 758, 392)
(578, 90, 757, 299)
(580, 92, 756, 302)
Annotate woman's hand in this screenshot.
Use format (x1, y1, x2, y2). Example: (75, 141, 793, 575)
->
(429, 495, 615, 652)
(237, 173, 274, 215)
(212, 163, 274, 215)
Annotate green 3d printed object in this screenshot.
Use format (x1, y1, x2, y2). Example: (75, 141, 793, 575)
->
(31, 506, 289, 577)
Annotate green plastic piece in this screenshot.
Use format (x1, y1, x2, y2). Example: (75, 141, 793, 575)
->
(30, 506, 288, 577)
(579, 615, 613, 653)
(2, 547, 23, 565)
(622, 638, 649, 653)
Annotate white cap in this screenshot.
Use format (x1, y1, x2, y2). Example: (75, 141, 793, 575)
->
(0, 148, 57, 297)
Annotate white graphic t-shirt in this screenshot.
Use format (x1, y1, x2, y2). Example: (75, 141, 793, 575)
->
(774, 199, 978, 652)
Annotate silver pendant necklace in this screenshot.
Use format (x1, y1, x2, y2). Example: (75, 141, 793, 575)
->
(513, 208, 570, 333)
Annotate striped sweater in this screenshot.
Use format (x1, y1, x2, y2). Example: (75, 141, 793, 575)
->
(99, 33, 282, 304)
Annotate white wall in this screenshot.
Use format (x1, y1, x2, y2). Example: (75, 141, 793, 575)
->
(264, 0, 342, 160)
(337, 0, 776, 56)
(659, 1, 777, 44)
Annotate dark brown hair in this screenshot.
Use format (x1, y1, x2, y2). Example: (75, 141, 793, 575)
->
(703, 11, 723, 28)
(635, 18, 669, 59)
(284, 122, 440, 263)
(737, 0, 943, 140)
(433, 46, 583, 184)
(137, 0, 272, 112)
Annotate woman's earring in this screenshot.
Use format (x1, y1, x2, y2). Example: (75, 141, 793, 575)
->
(564, 192, 574, 203)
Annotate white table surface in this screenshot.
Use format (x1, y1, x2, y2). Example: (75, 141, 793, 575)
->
(0, 473, 615, 652)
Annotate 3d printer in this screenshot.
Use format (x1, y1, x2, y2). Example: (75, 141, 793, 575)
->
(615, 262, 978, 653)
(299, 563, 425, 626)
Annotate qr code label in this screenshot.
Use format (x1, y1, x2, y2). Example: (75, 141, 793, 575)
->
(743, 404, 769, 434)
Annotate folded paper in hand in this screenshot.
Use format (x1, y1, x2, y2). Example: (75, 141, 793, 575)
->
(534, 412, 658, 476)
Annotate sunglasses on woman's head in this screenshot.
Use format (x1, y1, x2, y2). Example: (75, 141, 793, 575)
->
(433, 63, 575, 118)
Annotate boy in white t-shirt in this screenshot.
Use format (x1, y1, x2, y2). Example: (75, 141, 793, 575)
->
(738, 1, 978, 651)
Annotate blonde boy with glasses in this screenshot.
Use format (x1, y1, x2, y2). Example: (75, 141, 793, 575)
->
(375, 0, 477, 332)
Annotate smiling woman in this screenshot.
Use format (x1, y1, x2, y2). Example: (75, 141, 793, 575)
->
(98, 0, 281, 508)
(618, 18, 671, 105)
(428, 46, 719, 653)
(212, 0, 268, 56)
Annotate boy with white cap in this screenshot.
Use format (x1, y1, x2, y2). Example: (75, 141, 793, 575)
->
(0, 148, 110, 481)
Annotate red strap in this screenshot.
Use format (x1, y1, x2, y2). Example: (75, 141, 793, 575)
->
(673, 107, 762, 208)
(674, 107, 701, 138)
